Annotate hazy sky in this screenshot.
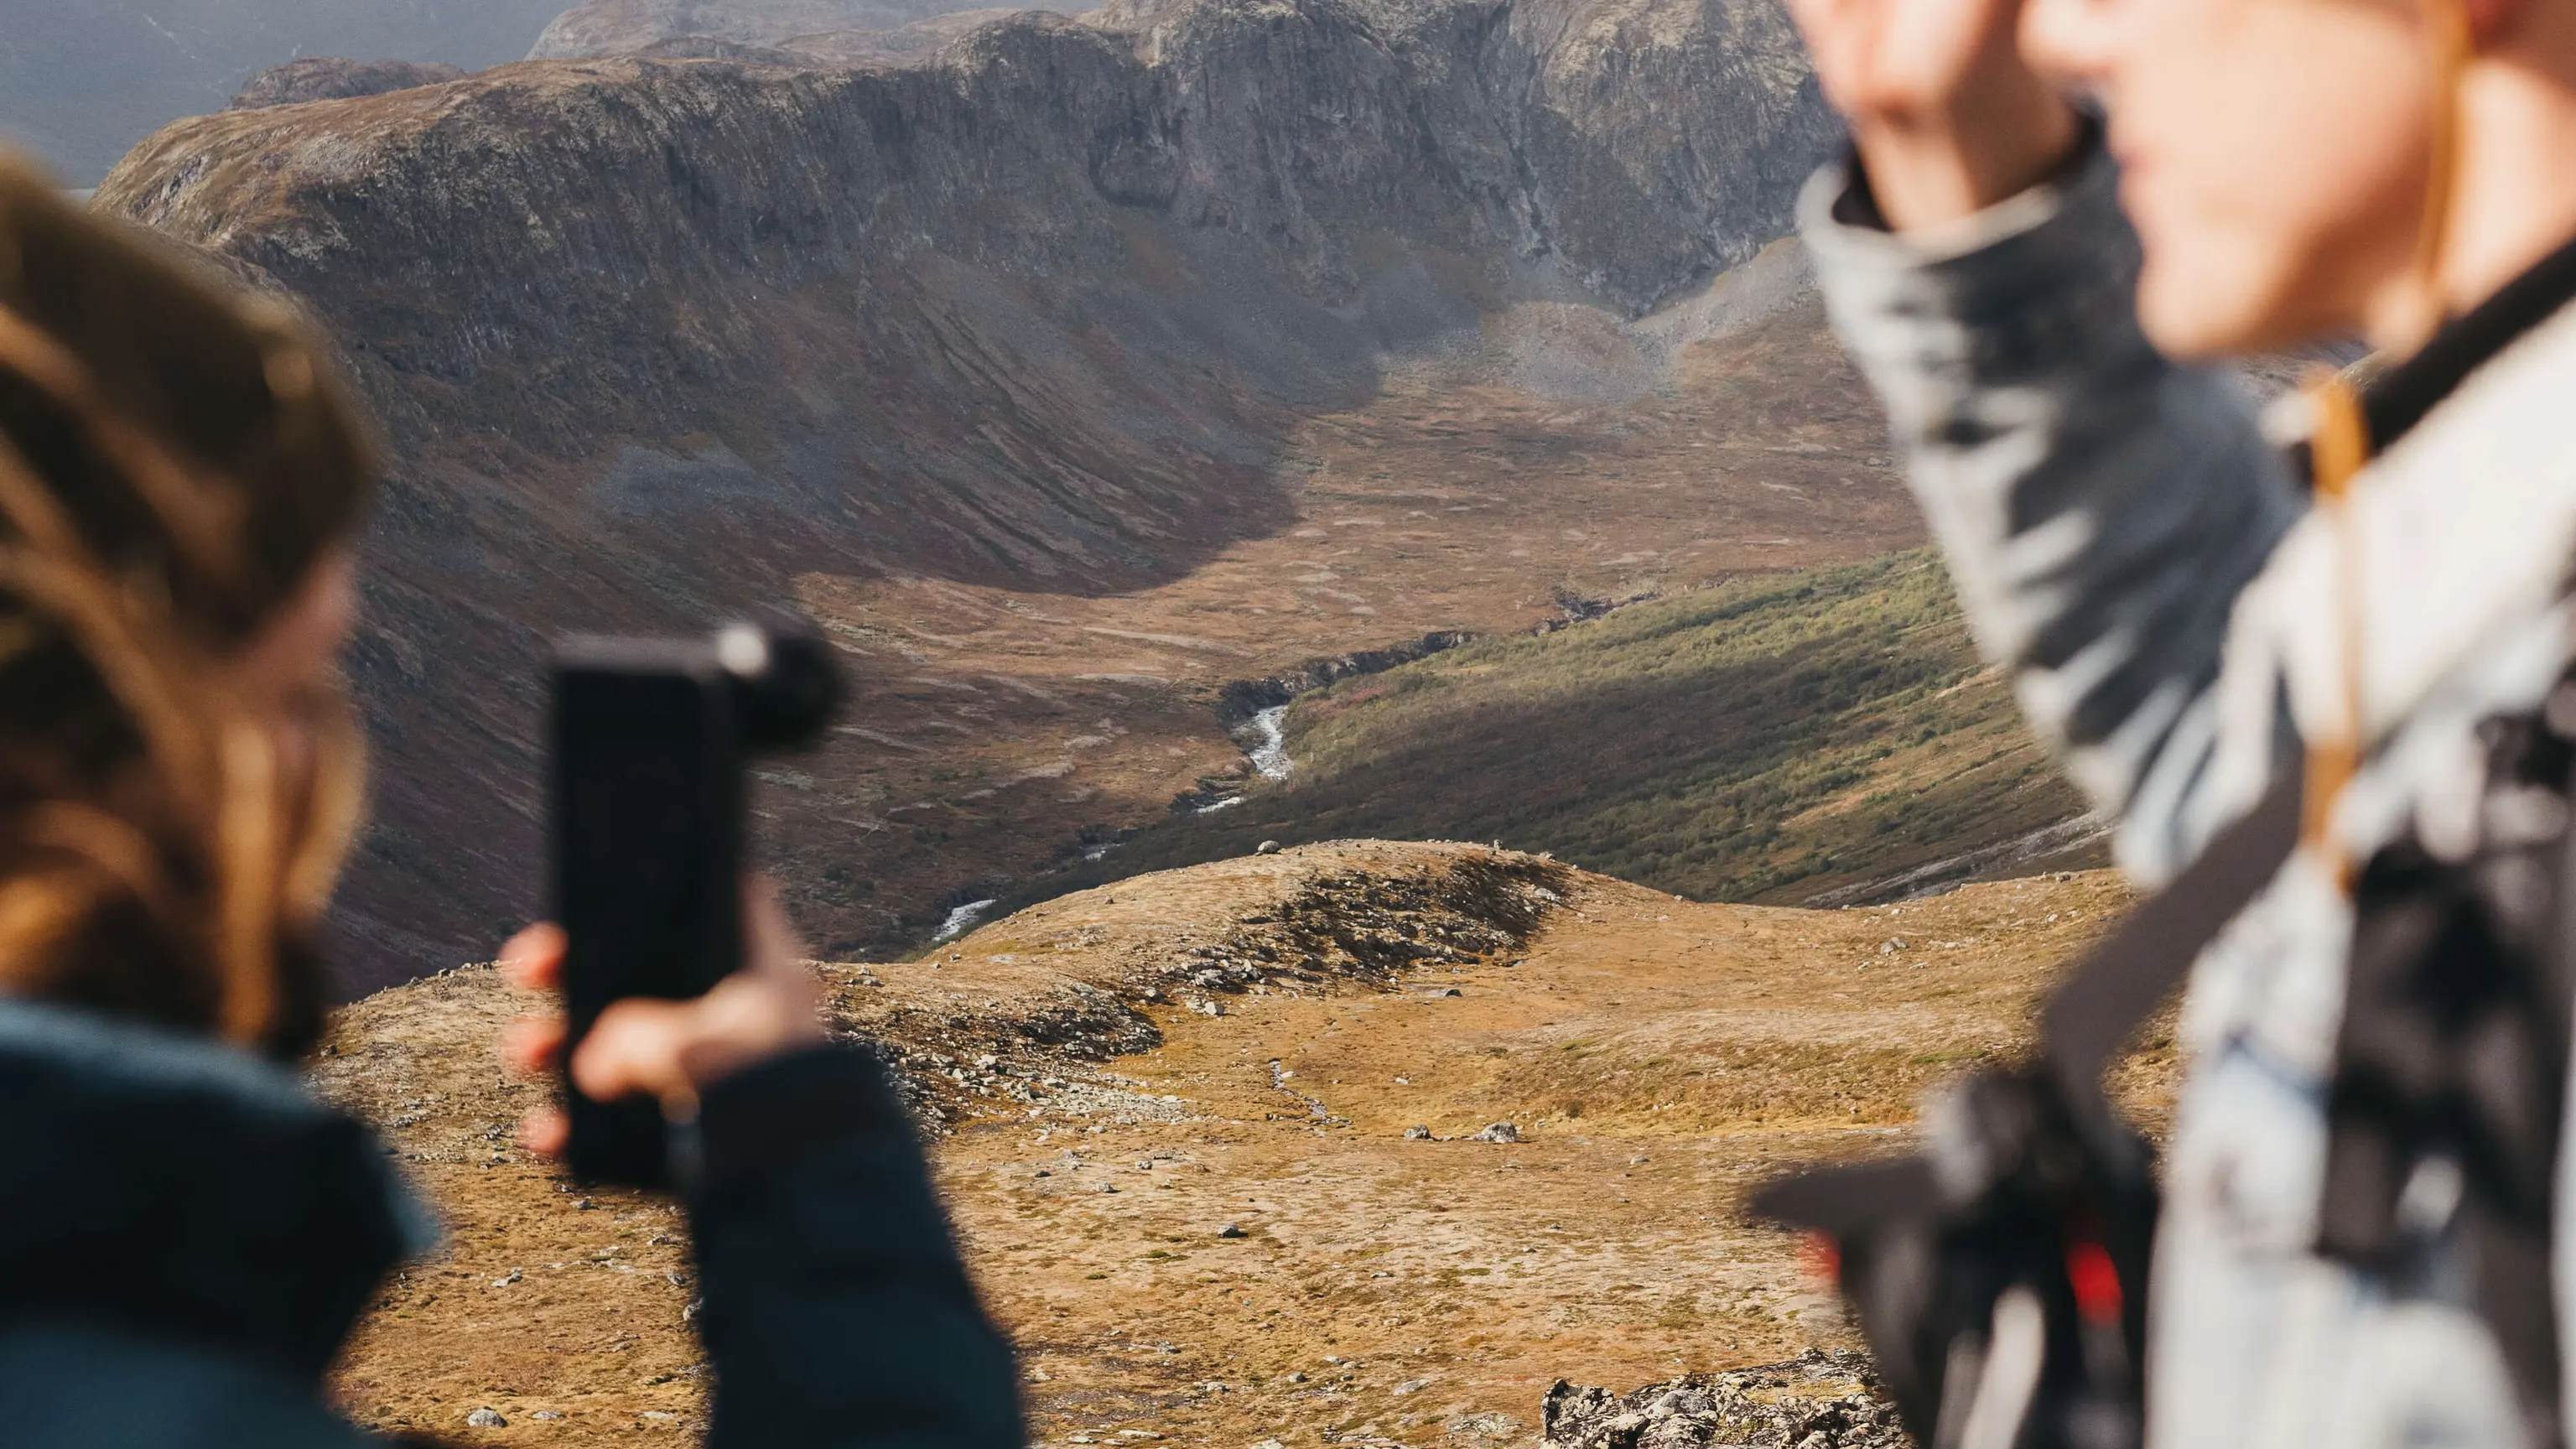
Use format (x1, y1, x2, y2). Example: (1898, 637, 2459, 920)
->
(0, 0, 570, 184)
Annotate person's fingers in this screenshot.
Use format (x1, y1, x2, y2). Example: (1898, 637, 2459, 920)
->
(499, 922, 567, 990)
(519, 1105, 569, 1159)
(571, 970, 832, 1108)
(501, 1015, 566, 1078)
(548, 882, 833, 1115)
(569, 995, 698, 1105)
(680, 972, 827, 1084)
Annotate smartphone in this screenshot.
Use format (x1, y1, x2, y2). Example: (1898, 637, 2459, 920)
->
(549, 636, 744, 1186)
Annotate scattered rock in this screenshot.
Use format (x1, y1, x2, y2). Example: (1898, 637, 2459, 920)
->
(1192, 999, 1225, 1017)
(1542, 1349, 1901, 1449)
(465, 1407, 508, 1428)
(1475, 1122, 1523, 1144)
(532, 1410, 564, 1420)
(1218, 1223, 1248, 1239)
(1394, 1376, 1433, 1395)
(1877, 937, 1906, 956)
(1257, 840, 1283, 854)
(1405, 1124, 1433, 1140)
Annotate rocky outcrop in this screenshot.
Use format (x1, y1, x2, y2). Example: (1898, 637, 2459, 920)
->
(97, 0, 1836, 987)
(1215, 631, 1476, 724)
(849, 842, 1571, 1125)
(230, 58, 473, 108)
(1544, 1351, 1905, 1449)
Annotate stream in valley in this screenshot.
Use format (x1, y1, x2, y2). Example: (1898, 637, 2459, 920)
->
(1246, 704, 1292, 780)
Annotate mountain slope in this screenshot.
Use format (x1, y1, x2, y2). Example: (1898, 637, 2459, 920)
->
(1066, 550, 2105, 906)
(96, 0, 1856, 987)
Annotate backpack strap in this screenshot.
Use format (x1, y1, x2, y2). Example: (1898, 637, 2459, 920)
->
(2040, 774, 2304, 1105)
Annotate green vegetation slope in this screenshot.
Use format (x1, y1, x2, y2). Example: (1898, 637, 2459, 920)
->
(1071, 551, 2102, 906)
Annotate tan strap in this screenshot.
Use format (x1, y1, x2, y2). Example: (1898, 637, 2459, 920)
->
(2303, 372, 2371, 882)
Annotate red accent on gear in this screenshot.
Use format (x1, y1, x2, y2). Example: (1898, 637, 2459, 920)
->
(1801, 1232, 1841, 1287)
(2066, 1239, 2122, 1325)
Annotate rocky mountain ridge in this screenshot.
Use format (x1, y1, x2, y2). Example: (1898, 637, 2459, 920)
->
(98, 0, 1846, 989)
(527, 0, 1047, 56)
(230, 58, 474, 109)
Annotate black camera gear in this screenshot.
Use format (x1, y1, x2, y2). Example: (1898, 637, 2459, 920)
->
(548, 621, 841, 1187)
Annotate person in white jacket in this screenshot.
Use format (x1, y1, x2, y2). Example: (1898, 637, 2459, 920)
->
(1782, 0, 2576, 1443)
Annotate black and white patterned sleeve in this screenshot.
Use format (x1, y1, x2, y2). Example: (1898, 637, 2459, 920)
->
(1799, 139, 2302, 885)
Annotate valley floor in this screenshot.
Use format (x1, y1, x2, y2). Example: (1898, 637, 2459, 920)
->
(744, 292, 1929, 958)
(317, 843, 2144, 1444)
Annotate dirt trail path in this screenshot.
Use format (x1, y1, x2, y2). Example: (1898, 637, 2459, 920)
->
(319, 844, 2138, 1445)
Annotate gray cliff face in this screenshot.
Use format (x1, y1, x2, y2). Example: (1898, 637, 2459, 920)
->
(98, 0, 1838, 985)
(521, 0, 1830, 305)
(0, 0, 564, 184)
(230, 57, 473, 109)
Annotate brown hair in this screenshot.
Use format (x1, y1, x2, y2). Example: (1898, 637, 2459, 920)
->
(0, 153, 374, 1057)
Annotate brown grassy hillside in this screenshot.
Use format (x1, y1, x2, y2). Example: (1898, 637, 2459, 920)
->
(314, 840, 2153, 1443)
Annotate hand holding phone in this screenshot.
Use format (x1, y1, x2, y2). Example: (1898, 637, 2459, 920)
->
(497, 882, 823, 1166)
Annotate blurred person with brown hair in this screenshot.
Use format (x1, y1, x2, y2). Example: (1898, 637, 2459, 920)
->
(0, 154, 1020, 1447)
(1779, 0, 2576, 1442)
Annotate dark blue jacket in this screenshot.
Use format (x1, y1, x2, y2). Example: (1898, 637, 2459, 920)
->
(0, 1000, 1023, 1446)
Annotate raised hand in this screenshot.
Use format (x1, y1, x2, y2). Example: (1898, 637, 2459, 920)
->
(1785, 0, 2082, 230)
